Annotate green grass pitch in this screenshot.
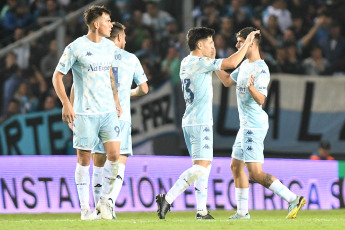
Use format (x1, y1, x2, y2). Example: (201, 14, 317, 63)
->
(1, 210, 345, 230)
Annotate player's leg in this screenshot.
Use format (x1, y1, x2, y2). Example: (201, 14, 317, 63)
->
(108, 120, 131, 216)
(229, 129, 250, 219)
(244, 128, 305, 219)
(156, 125, 211, 219)
(96, 112, 121, 219)
(73, 114, 99, 220)
(194, 124, 214, 219)
(92, 142, 107, 206)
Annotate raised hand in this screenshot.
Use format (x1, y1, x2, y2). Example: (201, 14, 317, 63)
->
(246, 74, 255, 88)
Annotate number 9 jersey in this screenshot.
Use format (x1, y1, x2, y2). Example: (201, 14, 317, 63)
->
(179, 55, 223, 127)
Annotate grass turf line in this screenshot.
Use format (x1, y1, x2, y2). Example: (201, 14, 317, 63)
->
(1, 209, 345, 230)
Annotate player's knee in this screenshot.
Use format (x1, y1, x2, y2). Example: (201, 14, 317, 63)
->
(248, 172, 259, 182)
(181, 165, 207, 184)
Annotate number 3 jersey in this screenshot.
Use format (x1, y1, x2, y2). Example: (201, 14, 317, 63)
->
(180, 55, 223, 127)
(56, 36, 120, 115)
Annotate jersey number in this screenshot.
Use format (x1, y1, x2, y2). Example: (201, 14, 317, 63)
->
(182, 79, 194, 104)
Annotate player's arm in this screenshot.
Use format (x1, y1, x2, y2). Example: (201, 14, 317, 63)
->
(67, 84, 75, 130)
(246, 74, 266, 105)
(52, 70, 75, 123)
(131, 82, 149, 97)
(110, 68, 122, 117)
(214, 70, 236, 87)
(220, 30, 260, 70)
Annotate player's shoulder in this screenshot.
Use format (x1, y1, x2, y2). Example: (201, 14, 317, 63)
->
(257, 60, 270, 75)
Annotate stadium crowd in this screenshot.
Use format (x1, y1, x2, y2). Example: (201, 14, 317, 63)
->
(0, 0, 345, 124)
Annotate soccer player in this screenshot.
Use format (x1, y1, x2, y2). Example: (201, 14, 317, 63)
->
(156, 27, 260, 219)
(218, 27, 306, 219)
(52, 5, 122, 220)
(70, 22, 149, 219)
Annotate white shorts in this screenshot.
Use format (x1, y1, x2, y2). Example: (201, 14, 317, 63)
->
(231, 128, 267, 163)
(92, 120, 132, 156)
(73, 112, 121, 150)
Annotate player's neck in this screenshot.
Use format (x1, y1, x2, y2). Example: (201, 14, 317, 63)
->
(246, 51, 261, 63)
(85, 31, 103, 43)
(190, 50, 203, 57)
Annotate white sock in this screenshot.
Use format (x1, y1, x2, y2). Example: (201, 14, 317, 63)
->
(109, 163, 125, 205)
(235, 187, 249, 216)
(165, 164, 207, 205)
(75, 163, 90, 209)
(92, 165, 103, 206)
(101, 160, 119, 199)
(194, 165, 211, 215)
(269, 180, 297, 203)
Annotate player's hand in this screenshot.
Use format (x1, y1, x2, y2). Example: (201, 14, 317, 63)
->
(68, 122, 73, 131)
(116, 104, 122, 118)
(246, 74, 255, 88)
(62, 102, 76, 123)
(211, 48, 216, 59)
(246, 30, 260, 44)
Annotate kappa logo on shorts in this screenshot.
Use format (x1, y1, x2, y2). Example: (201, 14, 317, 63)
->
(203, 144, 211, 149)
(203, 127, 211, 132)
(246, 130, 254, 135)
(246, 138, 253, 143)
(247, 146, 253, 151)
(204, 136, 210, 140)
(80, 137, 88, 146)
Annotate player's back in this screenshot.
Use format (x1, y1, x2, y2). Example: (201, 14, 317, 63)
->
(112, 49, 147, 123)
(180, 55, 222, 127)
(57, 36, 119, 114)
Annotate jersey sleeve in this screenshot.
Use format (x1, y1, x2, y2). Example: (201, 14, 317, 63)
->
(195, 57, 223, 73)
(230, 67, 240, 83)
(55, 44, 77, 75)
(133, 56, 148, 85)
(254, 67, 270, 97)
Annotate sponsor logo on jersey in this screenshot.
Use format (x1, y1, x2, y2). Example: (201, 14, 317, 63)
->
(237, 86, 246, 94)
(86, 51, 93, 56)
(88, 64, 111, 72)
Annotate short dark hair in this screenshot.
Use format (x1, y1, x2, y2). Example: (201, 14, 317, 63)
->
(236, 27, 261, 44)
(109, 22, 126, 41)
(319, 141, 331, 149)
(83, 5, 111, 26)
(187, 27, 215, 51)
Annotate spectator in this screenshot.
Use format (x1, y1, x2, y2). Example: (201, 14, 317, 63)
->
(42, 95, 57, 111)
(310, 141, 334, 160)
(40, 39, 57, 84)
(263, 0, 292, 33)
(195, 1, 221, 33)
(12, 27, 30, 69)
(302, 45, 328, 76)
(135, 38, 159, 64)
(219, 17, 237, 48)
(214, 33, 235, 58)
(0, 98, 20, 124)
(319, 21, 345, 71)
(226, 0, 252, 32)
(161, 46, 181, 86)
(283, 42, 304, 74)
(13, 81, 39, 113)
(142, 1, 173, 42)
(0, 0, 18, 21)
(2, 1, 32, 34)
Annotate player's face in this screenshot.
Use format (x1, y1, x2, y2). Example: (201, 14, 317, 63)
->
(235, 36, 245, 50)
(97, 13, 113, 37)
(201, 36, 215, 58)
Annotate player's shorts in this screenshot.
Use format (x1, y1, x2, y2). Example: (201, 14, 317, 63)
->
(73, 112, 121, 151)
(231, 128, 268, 163)
(182, 124, 213, 161)
(92, 120, 132, 156)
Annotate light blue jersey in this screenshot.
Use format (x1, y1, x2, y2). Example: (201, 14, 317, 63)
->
(230, 59, 270, 129)
(56, 35, 120, 114)
(180, 55, 223, 127)
(112, 49, 147, 123)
